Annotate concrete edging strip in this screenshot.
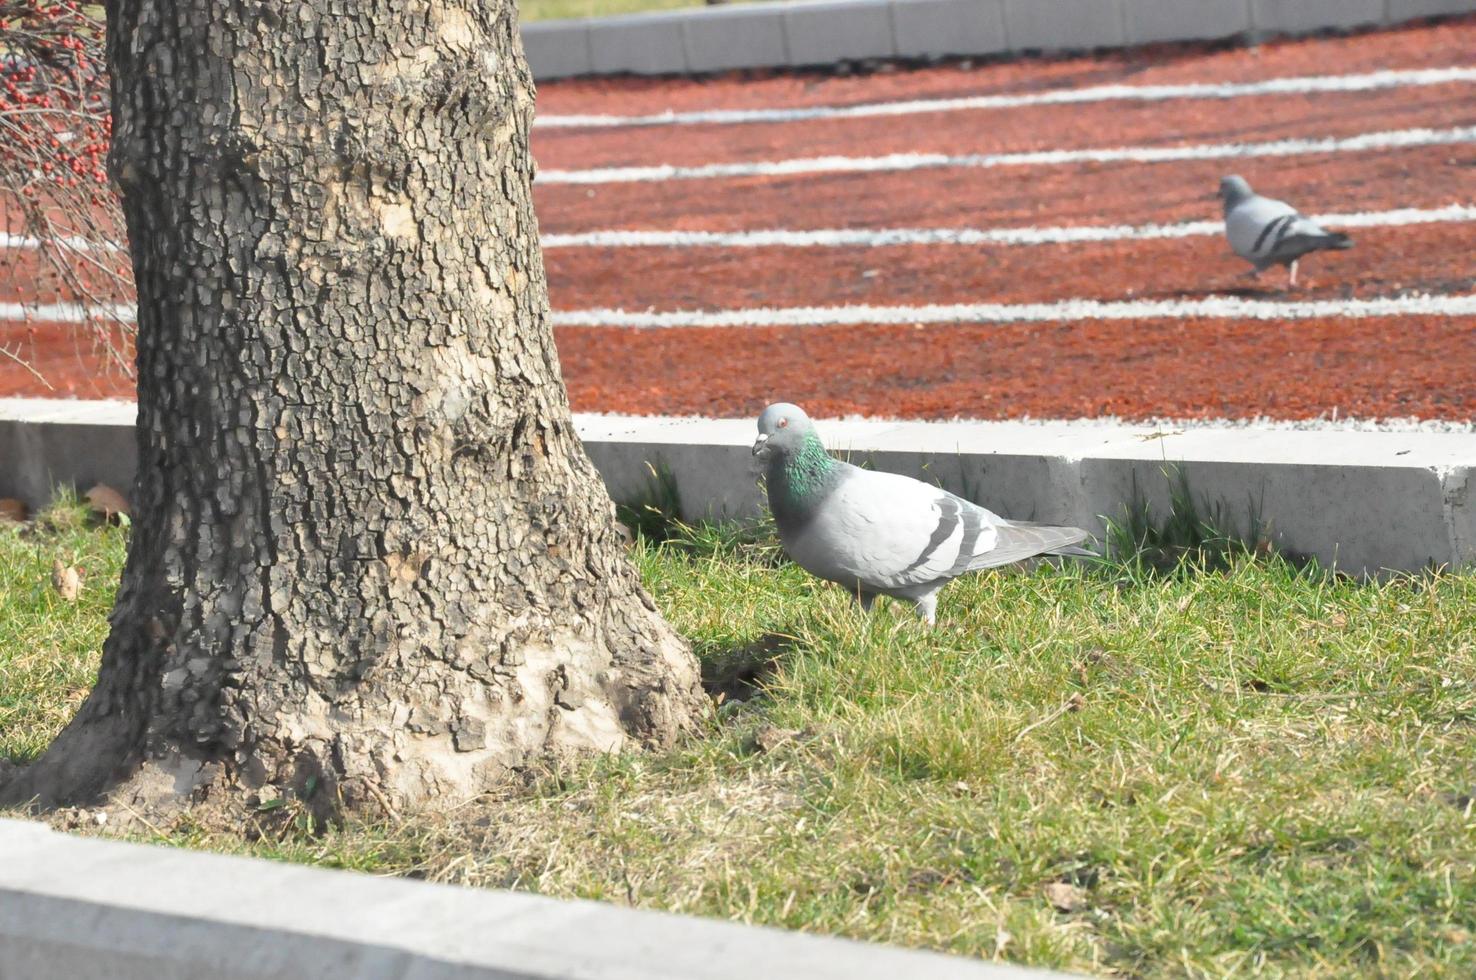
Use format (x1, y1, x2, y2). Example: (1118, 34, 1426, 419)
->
(0, 819, 1059, 980)
(0, 399, 1471, 576)
(518, 0, 1476, 80)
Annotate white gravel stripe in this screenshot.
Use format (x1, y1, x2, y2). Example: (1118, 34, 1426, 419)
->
(0, 232, 119, 252)
(534, 67, 1476, 130)
(541, 203, 1476, 249)
(551, 293, 1476, 328)
(0, 302, 137, 322)
(11, 204, 1474, 257)
(9, 293, 1476, 329)
(537, 126, 1476, 185)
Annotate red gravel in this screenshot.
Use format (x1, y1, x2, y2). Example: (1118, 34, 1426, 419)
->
(0, 319, 132, 399)
(555, 316, 1476, 420)
(544, 223, 1474, 310)
(7, 313, 1474, 419)
(3, 18, 1474, 421)
(534, 145, 1476, 234)
(533, 83, 1476, 171)
(0, 249, 130, 306)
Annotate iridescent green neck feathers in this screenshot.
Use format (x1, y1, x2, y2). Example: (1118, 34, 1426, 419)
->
(768, 432, 838, 518)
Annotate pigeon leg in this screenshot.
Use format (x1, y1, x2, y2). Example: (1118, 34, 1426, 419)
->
(1287, 259, 1299, 288)
(856, 590, 877, 613)
(912, 592, 939, 628)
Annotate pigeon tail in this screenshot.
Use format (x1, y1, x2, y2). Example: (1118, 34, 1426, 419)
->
(965, 522, 1092, 570)
(998, 519, 1097, 558)
(1279, 231, 1351, 257)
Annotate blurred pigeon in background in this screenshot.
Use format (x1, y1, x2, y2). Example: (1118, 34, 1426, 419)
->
(1219, 175, 1352, 287)
(753, 403, 1093, 626)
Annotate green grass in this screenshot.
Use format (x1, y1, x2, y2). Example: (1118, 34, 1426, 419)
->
(4, 512, 1476, 977)
(0, 495, 128, 763)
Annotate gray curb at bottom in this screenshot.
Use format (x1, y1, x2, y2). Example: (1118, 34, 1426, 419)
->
(519, 0, 1476, 80)
(0, 818, 1065, 980)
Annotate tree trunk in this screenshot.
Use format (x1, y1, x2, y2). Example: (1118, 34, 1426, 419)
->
(0, 0, 706, 821)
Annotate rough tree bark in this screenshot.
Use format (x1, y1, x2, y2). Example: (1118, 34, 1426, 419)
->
(0, 0, 707, 820)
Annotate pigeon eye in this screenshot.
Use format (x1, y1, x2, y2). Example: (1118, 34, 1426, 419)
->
(778, 418, 789, 428)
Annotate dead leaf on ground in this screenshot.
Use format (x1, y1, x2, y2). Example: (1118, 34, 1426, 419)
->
(1440, 926, 1472, 945)
(85, 484, 131, 521)
(753, 725, 800, 754)
(1043, 881, 1087, 913)
(0, 498, 27, 524)
(51, 559, 83, 601)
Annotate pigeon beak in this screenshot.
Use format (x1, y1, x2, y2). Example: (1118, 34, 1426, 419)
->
(752, 433, 769, 456)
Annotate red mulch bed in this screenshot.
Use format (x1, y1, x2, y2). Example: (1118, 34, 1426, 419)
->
(3, 17, 1474, 421)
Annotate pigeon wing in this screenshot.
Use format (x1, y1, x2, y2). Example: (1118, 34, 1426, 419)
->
(1263, 213, 1349, 263)
(1225, 194, 1299, 263)
(797, 469, 1089, 592)
(793, 468, 999, 592)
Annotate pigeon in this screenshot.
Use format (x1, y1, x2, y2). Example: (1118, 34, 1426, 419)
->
(1219, 175, 1352, 287)
(753, 403, 1094, 626)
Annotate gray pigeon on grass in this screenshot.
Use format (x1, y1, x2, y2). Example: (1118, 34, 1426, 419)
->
(1219, 175, 1351, 287)
(753, 403, 1094, 626)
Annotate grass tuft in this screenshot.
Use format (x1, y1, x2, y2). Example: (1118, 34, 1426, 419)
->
(1105, 464, 1277, 575)
(615, 459, 687, 543)
(0, 493, 128, 762)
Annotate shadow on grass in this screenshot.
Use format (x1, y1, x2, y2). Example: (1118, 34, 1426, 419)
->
(697, 631, 796, 704)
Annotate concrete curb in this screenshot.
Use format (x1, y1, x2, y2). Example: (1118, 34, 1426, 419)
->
(580, 414, 1475, 576)
(0, 818, 1062, 980)
(519, 0, 1476, 80)
(1, 399, 1472, 576)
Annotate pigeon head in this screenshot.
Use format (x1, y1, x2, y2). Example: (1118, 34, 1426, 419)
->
(1218, 175, 1253, 207)
(755, 403, 839, 518)
(753, 402, 818, 460)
